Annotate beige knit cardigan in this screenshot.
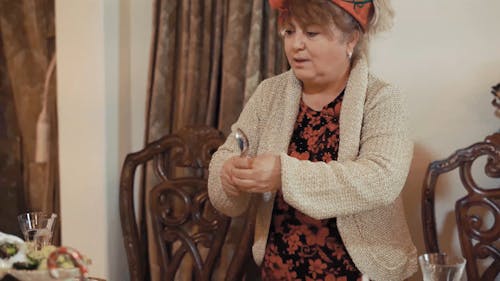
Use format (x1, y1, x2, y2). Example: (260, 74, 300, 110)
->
(208, 56, 418, 281)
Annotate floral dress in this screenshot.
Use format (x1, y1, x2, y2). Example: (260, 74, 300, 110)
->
(261, 91, 363, 281)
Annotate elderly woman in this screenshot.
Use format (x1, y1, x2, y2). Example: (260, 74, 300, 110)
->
(208, 0, 417, 280)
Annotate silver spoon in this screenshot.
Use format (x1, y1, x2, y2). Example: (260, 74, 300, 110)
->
(235, 128, 249, 156)
(235, 128, 272, 200)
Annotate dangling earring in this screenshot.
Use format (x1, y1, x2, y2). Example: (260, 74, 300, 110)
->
(347, 50, 353, 59)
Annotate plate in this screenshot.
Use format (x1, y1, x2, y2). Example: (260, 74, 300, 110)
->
(6, 268, 81, 281)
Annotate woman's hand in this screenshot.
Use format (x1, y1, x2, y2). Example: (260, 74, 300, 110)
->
(231, 153, 282, 194)
(220, 156, 245, 196)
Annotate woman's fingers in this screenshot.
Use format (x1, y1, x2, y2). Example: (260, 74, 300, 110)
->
(222, 182, 241, 196)
(231, 169, 275, 193)
(231, 166, 254, 179)
(219, 154, 281, 194)
(231, 176, 257, 189)
(247, 186, 271, 193)
(232, 156, 253, 168)
(220, 157, 241, 196)
(221, 172, 240, 196)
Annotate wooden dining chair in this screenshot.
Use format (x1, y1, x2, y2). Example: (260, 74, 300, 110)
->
(421, 132, 500, 281)
(119, 126, 256, 281)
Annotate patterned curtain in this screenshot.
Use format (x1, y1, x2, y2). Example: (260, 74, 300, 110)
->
(143, 0, 287, 279)
(0, 0, 59, 243)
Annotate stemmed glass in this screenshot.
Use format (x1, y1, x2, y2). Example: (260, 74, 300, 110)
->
(419, 253, 466, 281)
(17, 212, 57, 250)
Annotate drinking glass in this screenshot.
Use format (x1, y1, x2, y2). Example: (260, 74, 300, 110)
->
(419, 253, 466, 281)
(17, 212, 57, 250)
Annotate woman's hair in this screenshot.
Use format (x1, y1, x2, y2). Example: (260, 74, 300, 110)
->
(278, 0, 394, 61)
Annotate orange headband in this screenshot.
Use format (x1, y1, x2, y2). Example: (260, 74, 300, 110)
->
(269, 0, 374, 31)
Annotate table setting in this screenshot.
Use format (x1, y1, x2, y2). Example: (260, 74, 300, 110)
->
(0, 212, 100, 281)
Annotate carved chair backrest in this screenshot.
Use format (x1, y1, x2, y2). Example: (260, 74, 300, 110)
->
(421, 133, 500, 281)
(119, 126, 255, 281)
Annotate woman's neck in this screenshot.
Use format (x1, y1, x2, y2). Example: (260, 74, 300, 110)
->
(301, 69, 350, 111)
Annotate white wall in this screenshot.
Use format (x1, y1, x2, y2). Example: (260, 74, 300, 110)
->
(56, 0, 151, 280)
(371, 1, 500, 280)
(56, 0, 498, 280)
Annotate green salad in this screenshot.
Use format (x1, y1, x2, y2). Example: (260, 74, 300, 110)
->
(0, 243, 19, 259)
(12, 245, 78, 270)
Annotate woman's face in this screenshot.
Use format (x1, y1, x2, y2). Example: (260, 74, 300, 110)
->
(283, 18, 355, 88)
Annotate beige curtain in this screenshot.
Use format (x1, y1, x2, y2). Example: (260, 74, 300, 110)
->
(0, 0, 59, 243)
(145, 0, 286, 138)
(0, 19, 25, 238)
(143, 0, 287, 279)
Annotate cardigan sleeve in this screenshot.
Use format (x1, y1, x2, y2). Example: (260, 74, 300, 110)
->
(280, 85, 413, 220)
(208, 83, 266, 217)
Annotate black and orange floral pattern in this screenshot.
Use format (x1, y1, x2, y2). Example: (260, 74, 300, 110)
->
(261, 91, 363, 281)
